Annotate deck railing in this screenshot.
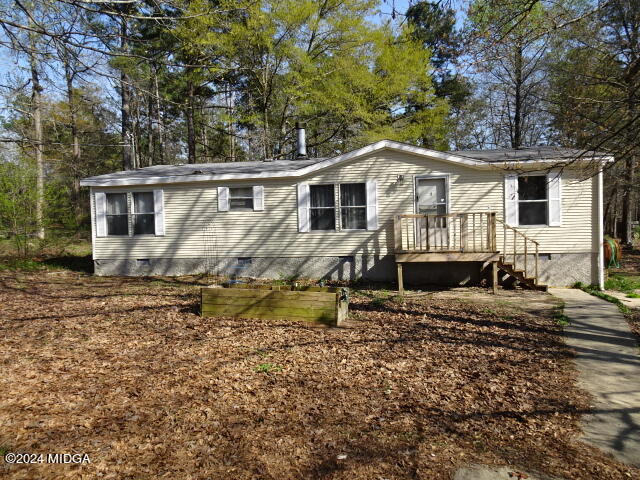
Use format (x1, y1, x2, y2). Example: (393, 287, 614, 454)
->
(394, 212, 497, 253)
(495, 218, 540, 282)
(393, 212, 542, 285)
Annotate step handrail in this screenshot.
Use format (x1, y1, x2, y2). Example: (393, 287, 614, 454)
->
(495, 218, 540, 283)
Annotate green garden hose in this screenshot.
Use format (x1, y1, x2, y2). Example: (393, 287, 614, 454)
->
(606, 237, 621, 269)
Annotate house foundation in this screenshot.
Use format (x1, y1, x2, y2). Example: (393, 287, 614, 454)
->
(93, 252, 595, 287)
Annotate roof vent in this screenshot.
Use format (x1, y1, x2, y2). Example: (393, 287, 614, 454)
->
(296, 121, 307, 159)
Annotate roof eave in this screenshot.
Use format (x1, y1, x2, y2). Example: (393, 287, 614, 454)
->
(79, 170, 308, 187)
(489, 155, 615, 169)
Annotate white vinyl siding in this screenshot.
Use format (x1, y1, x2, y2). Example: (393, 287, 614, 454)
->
(91, 151, 595, 259)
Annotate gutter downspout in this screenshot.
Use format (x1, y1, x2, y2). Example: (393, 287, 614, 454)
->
(90, 186, 96, 262)
(597, 166, 605, 289)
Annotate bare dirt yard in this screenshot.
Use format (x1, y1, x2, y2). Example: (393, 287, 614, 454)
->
(0, 272, 638, 480)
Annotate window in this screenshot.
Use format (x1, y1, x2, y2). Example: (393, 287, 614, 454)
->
(106, 193, 128, 235)
(309, 184, 335, 230)
(229, 187, 254, 210)
(97, 190, 163, 238)
(340, 183, 366, 230)
(133, 192, 155, 234)
(518, 176, 547, 225)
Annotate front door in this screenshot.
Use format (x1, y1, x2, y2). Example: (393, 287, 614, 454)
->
(415, 177, 448, 249)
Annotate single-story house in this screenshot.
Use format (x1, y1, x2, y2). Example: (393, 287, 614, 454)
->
(80, 137, 610, 289)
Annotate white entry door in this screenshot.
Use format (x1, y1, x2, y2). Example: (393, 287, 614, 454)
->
(415, 177, 448, 249)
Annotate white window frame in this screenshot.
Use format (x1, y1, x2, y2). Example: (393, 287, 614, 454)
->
(105, 192, 129, 237)
(339, 183, 367, 231)
(102, 191, 161, 237)
(308, 183, 337, 232)
(228, 186, 255, 211)
(131, 191, 156, 236)
(516, 174, 548, 228)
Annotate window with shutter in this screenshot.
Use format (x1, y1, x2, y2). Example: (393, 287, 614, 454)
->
(517, 176, 547, 226)
(132, 192, 155, 235)
(309, 184, 336, 231)
(106, 193, 129, 235)
(229, 187, 254, 210)
(97, 191, 163, 236)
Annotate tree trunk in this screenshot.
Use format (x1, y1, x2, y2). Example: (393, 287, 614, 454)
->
(64, 58, 83, 227)
(621, 72, 638, 245)
(153, 66, 165, 164)
(186, 80, 196, 163)
(227, 87, 235, 162)
(621, 155, 636, 244)
(512, 42, 523, 149)
(29, 33, 45, 240)
(147, 77, 154, 167)
(202, 121, 208, 163)
(604, 180, 618, 236)
(120, 17, 133, 170)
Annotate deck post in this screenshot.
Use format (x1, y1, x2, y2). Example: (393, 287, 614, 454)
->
(394, 215, 403, 252)
(460, 214, 468, 252)
(492, 261, 498, 294)
(492, 213, 497, 251)
(397, 262, 404, 296)
(524, 240, 528, 278)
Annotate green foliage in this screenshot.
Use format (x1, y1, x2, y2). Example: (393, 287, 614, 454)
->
(174, 0, 449, 157)
(406, 0, 471, 121)
(0, 258, 44, 272)
(255, 363, 282, 373)
(0, 159, 37, 256)
(553, 302, 570, 326)
(3, 87, 121, 236)
(604, 274, 640, 294)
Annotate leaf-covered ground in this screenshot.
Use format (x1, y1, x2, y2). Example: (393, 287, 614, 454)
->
(0, 273, 637, 479)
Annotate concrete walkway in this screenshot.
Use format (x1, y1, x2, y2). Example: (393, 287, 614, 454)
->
(550, 288, 640, 467)
(606, 290, 640, 309)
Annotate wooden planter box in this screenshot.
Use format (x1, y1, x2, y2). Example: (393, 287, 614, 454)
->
(200, 284, 349, 326)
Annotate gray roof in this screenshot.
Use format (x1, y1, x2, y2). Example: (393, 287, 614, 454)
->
(88, 158, 324, 181)
(450, 146, 607, 163)
(81, 141, 612, 187)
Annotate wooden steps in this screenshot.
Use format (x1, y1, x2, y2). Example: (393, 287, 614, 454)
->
(498, 260, 548, 292)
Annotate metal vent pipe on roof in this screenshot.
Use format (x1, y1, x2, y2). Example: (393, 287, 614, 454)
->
(296, 122, 307, 159)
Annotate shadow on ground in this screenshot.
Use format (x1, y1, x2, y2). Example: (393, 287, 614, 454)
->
(42, 255, 93, 274)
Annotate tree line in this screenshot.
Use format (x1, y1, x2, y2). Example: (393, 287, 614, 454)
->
(0, 0, 638, 250)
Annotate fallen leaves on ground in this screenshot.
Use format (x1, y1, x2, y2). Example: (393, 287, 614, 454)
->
(0, 273, 636, 480)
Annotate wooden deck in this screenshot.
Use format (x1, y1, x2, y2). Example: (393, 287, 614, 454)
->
(393, 213, 546, 294)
